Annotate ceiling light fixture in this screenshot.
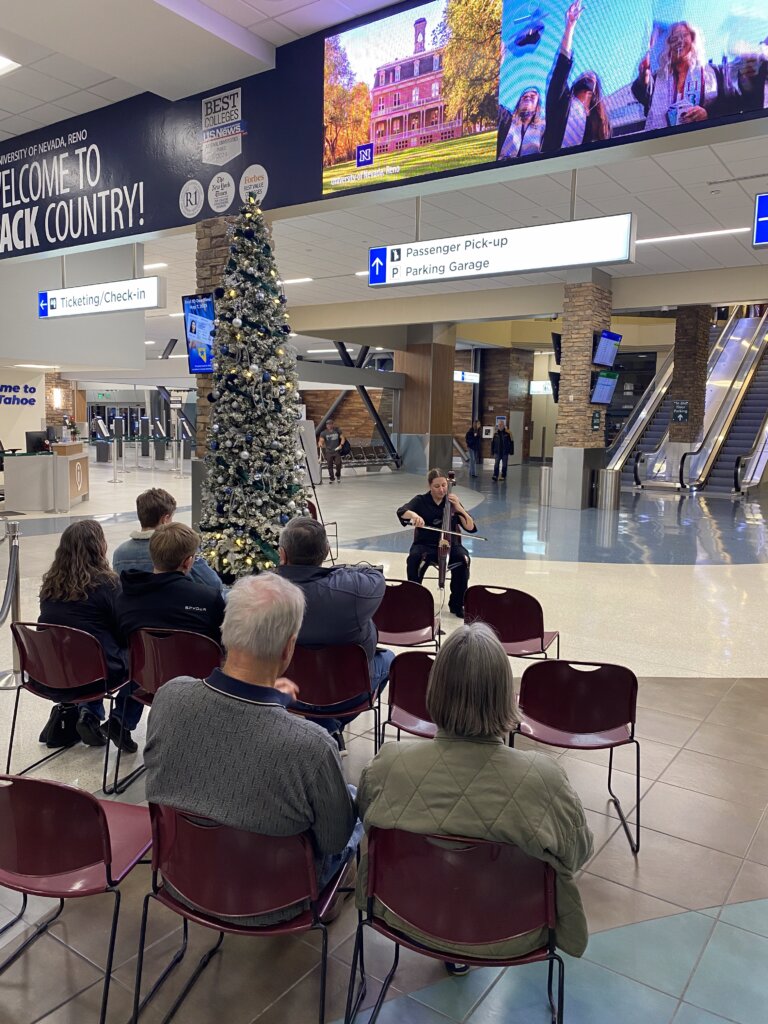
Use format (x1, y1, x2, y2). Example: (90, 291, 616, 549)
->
(0, 55, 20, 77)
(636, 227, 750, 245)
(281, 277, 313, 285)
(145, 340, 156, 345)
(355, 271, 368, 277)
(143, 262, 168, 270)
(14, 363, 57, 369)
(307, 348, 339, 354)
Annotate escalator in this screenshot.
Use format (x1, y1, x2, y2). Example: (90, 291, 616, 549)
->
(619, 394, 674, 487)
(705, 349, 768, 493)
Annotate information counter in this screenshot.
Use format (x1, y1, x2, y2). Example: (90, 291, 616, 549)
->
(4, 445, 90, 513)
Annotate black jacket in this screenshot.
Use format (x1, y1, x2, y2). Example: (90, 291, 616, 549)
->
(491, 430, 514, 457)
(465, 427, 482, 452)
(397, 493, 477, 553)
(117, 570, 225, 645)
(39, 580, 128, 687)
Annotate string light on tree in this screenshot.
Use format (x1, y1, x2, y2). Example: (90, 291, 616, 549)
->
(199, 194, 309, 581)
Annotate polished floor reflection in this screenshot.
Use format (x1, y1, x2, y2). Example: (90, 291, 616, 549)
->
(0, 460, 767, 1022)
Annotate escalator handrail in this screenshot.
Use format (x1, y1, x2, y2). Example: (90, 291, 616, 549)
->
(679, 311, 768, 489)
(732, 398, 768, 493)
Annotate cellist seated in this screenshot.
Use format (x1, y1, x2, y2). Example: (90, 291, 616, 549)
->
(397, 468, 477, 618)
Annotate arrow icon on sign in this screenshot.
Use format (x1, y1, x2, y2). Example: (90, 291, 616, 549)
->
(372, 257, 383, 271)
(39, 297, 47, 313)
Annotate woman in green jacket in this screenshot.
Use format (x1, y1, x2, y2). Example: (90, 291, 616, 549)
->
(356, 622, 593, 968)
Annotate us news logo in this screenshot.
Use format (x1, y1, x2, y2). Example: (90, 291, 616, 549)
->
(201, 88, 244, 167)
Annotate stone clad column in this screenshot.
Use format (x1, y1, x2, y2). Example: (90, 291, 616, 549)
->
(394, 323, 456, 473)
(551, 270, 612, 509)
(666, 306, 710, 477)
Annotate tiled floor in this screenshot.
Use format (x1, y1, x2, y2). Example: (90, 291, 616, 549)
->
(0, 460, 767, 1021)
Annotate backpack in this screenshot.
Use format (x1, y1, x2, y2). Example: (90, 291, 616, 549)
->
(339, 439, 352, 457)
(38, 703, 80, 748)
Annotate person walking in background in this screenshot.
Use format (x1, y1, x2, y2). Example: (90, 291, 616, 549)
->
(319, 418, 346, 484)
(491, 423, 514, 481)
(465, 420, 483, 477)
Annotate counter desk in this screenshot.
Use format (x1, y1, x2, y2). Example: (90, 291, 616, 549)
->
(3, 444, 90, 512)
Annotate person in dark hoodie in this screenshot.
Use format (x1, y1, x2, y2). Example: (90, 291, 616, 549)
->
(115, 522, 226, 750)
(274, 516, 393, 750)
(38, 520, 138, 749)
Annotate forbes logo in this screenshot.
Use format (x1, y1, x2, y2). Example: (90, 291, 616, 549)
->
(356, 144, 374, 168)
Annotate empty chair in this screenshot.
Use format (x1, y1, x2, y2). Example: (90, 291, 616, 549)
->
(306, 499, 338, 559)
(514, 659, 640, 853)
(0, 775, 151, 1024)
(132, 805, 354, 1024)
(464, 585, 560, 658)
(373, 580, 440, 652)
(345, 829, 565, 1024)
(287, 643, 380, 751)
(9, 621, 127, 789)
(106, 628, 223, 795)
(380, 651, 436, 743)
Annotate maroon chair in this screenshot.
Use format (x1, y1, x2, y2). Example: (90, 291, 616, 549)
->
(373, 580, 440, 652)
(381, 652, 437, 744)
(0, 775, 151, 1024)
(306, 499, 338, 560)
(345, 828, 564, 1024)
(515, 659, 640, 854)
(9, 622, 128, 787)
(287, 643, 380, 752)
(106, 629, 223, 796)
(131, 804, 354, 1024)
(464, 586, 560, 658)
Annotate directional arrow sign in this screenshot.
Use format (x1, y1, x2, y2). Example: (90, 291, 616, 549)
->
(754, 194, 768, 247)
(38, 292, 49, 318)
(672, 400, 689, 424)
(367, 214, 634, 287)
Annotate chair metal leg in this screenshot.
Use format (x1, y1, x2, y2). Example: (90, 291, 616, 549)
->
(0, 893, 26, 938)
(549, 952, 565, 1024)
(99, 888, 121, 1024)
(132, 896, 189, 1022)
(317, 923, 329, 1024)
(5, 688, 20, 773)
(102, 741, 146, 796)
(5, 692, 77, 777)
(367, 937, 400, 1024)
(607, 743, 640, 855)
(0, 897, 64, 973)
(160, 930, 224, 1024)
(547, 957, 556, 1020)
(343, 915, 367, 1024)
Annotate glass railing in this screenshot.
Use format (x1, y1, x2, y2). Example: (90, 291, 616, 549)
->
(681, 313, 768, 488)
(736, 404, 768, 494)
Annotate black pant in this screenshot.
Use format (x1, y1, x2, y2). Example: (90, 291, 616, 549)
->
(406, 544, 470, 613)
(493, 455, 509, 479)
(324, 450, 342, 480)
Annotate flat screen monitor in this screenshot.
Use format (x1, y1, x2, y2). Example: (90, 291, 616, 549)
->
(25, 431, 49, 454)
(182, 294, 215, 374)
(551, 333, 562, 365)
(591, 371, 619, 405)
(548, 371, 560, 404)
(45, 425, 58, 443)
(593, 330, 623, 368)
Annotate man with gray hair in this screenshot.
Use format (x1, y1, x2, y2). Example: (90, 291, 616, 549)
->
(144, 572, 359, 925)
(275, 516, 394, 748)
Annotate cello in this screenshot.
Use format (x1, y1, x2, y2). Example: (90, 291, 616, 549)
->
(437, 470, 456, 591)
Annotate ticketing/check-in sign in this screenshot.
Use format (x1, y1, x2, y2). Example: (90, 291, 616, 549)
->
(754, 194, 768, 247)
(368, 214, 634, 287)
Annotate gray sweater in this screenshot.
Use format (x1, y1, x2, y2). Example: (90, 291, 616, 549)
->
(144, 671, 357, 923)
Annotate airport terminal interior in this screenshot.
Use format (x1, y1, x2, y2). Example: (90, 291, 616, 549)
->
(0, 0, 768, 1022)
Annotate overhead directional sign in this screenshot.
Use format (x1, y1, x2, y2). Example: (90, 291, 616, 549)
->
(38, 276, 164, 319)
(754, 194, 768, 247)
(453, 370, 480, 383)
(368, 214, 634, 288)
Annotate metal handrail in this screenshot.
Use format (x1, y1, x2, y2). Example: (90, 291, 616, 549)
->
(680, 312, 768, 489)
(734, 410, 768, 494)
(0, 521, 22, 683)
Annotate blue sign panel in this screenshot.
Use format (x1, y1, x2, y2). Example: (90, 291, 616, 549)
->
(356, 144, 374, 168)
(754, 194, 768, 247)
(369, 247, 387, 286)
(38, 292, 49, 318)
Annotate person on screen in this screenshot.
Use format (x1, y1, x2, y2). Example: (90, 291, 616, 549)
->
(498, 88, 544, 160)
(541, 0, 610, 154)
(189, 319, 197, 335)
(631, 22, 720, 130)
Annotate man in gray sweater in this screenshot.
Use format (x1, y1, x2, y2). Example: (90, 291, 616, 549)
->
(144, 572, 359, 925)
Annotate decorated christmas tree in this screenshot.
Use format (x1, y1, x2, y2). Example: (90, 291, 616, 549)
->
(199, 194, 308, 581)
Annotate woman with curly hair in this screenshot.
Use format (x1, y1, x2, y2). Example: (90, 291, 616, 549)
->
(542, 0, 611, 154)
(38, 519, 140, 750)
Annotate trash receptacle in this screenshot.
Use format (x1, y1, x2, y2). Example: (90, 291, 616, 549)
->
(596, 468, 620, 510)
(539, 464, 552, 506)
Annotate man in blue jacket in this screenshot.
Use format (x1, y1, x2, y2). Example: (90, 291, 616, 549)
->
(274, 517, 394, 749)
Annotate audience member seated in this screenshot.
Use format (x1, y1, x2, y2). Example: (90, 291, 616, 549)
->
(144, 572, 360, 925)
(112, 487, 223, 591)
(356, 622, 593, 970)
(37, 520, 140, 748)
(112, 523, 226, 752)
(275, 517, 394, 748)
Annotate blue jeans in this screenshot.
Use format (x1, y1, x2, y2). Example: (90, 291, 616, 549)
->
(83, 682, 144, 731)
(318, 785, 364, 888)
(468, 449, 478, 477)
(297, 648, 395, 734)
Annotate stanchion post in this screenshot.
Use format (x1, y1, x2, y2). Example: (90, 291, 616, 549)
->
(9, 521, 20, 673)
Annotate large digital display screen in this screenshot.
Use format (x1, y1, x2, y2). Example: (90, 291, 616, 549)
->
(593, 329, 623, 367)
(591, 369, 619, 404)
(182, 294, 215, 374)
(323, 0, 767, 195)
